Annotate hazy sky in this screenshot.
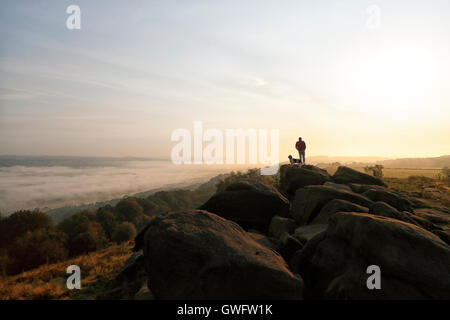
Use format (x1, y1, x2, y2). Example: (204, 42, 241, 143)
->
(1, 0, 449, 159)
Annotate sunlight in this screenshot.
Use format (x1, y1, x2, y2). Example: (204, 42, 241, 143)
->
(347, 46, 436, 114)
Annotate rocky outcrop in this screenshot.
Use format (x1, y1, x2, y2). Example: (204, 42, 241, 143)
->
(140, 210, 303, 299)
(131, 168, 449, 301)
(199, 179, 289, 232)
(290, 184, 373, 225)
(332, 166, 386, 186)
(311, 199, 369, 224)
(280, 165, 331, 198)
(293, 212, 450, 299)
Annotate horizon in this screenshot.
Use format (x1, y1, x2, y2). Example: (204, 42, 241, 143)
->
(1, 1, 450, 161)
(1, 153, 450, 161)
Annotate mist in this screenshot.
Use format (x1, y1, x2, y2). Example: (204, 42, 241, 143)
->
(0, 159, 240, 215)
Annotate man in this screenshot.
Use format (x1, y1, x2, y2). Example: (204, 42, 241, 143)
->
(295, 137, 306, 165)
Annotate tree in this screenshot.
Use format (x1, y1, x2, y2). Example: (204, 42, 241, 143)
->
(67, 221, 108, 256)
(115, 198, 145, 228)
(8, 229, 68, 274)
(96, 205, 118, 239)
(441, 167, 450, 180)
(0, 210, 53, 249)
(364, 165, 384, 179)
(58, 210, 96, 237)
(111, 222, 137, 244)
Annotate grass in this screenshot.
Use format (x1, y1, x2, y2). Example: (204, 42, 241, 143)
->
(359, 168, 442, 179)
(0, 242, 133, 300)
(324, 166, 442, 179)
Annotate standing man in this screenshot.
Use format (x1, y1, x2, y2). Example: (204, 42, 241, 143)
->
(295, 137, 306, 165)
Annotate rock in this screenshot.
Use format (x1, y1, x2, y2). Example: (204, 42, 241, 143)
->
(311, 199, 369, 224)
(323, 182, 352, 192)
(290, 184, 373, 225)
(433, 229, 450, 245)
(279, 164, 331, 198)
(369, 201, 414, 222)
(134, 282, 155, 300)
(199, 179, 290, 232)
(278, 233, 304, 264)
(414, 208, 450, 226)
(269, 216, 297, 239)
(348, 183, 387, 194)
(370, 202, 442, 235)
(332, 166, 386, 186)
(293, 224, 327, 244)
(247, 232, 280, 251)
(101, 252, 148, 299)
(141, 210, 303, 299)
(363, 189, 413, 212)
(294, 212, 450, 299)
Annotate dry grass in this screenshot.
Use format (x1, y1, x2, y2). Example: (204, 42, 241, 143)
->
(363, 168, 442, 179)
(0, 243, 133, 300)
(323, 166, 442, 179)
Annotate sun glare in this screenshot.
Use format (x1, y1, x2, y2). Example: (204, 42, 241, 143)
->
(344, 46, 436, 115)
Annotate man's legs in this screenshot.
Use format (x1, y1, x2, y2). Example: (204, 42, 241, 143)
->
(300, 151, 305, 165)
(298, 150, 302, 164)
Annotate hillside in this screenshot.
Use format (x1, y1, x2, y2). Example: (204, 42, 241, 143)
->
(0, 243, 133, 300)
(1, 165, 449, 300)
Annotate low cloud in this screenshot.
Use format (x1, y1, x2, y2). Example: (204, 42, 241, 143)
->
(0, 161, 233, 215)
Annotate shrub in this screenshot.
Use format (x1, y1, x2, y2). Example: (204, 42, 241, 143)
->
(68, 221, 108, 256)
(364, 165, 384, 178)
(215, 168, 280, 193)
(0, 210, 53, 249)
(111, 222, 137, 244)
(58, 210, 96, 237)
(115, 198, 145, 227)
(8, 229, 68, 274)
(96, 205, 118, 239)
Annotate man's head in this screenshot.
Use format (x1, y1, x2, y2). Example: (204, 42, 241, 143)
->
(298, 137, 302, 141)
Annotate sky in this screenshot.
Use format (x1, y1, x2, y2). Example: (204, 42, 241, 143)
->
(0, 0, 449, 160)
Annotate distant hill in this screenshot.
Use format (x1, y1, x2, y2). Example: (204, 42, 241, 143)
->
(377, 155, 450, 169)
(307, 155, 389, 164)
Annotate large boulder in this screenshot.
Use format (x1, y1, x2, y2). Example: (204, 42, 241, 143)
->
(370, 202, 444, 238)
(311, 199, 369, 224)
(280, 165, 332, 198)
(290, 184, 373, 225)
(332, 166, 386, 186)
(293, 212, 450, 299)
(269, 215, 297, 239)
(348, 183, 387, 194)
(363, 188, 413, 212)
(199, 179, 289, 232)
(247, 231, 280, 251)
(293, 224, 327, 244)
(369, 201, 414, 222)
(140, 210, 304, 299)
(414, 208, 450, 226)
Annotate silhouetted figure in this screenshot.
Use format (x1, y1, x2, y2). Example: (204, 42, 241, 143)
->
(288, 155, 301, 166)
(295, 137, 306, 165)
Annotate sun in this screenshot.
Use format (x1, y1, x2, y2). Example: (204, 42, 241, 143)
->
(344, 46, 436, 115)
